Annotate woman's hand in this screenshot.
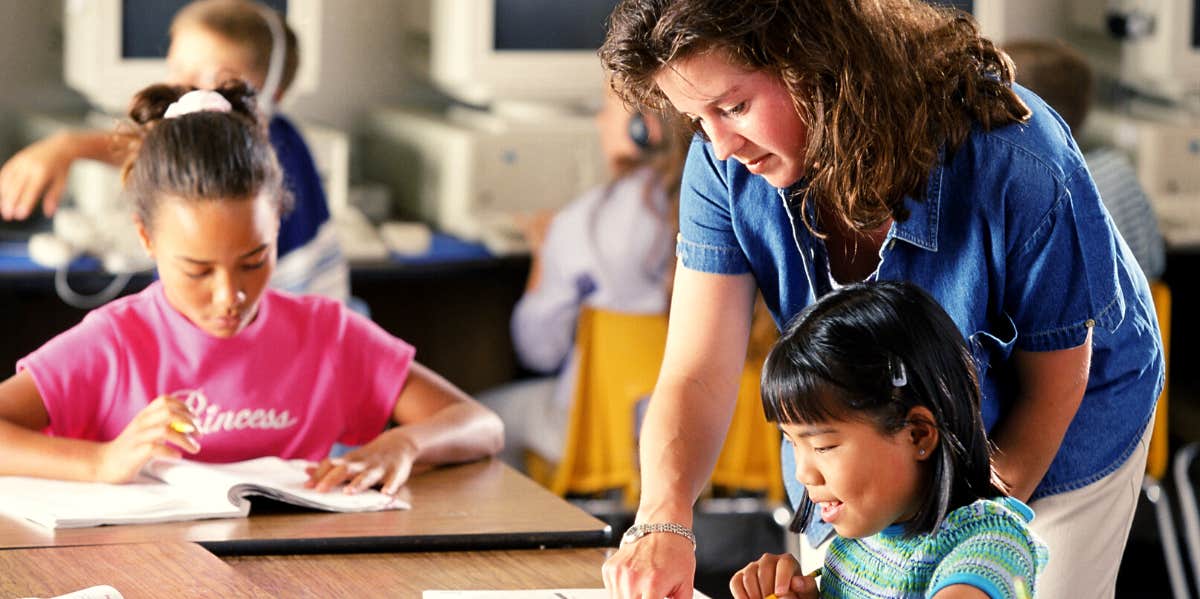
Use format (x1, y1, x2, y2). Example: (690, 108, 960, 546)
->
(94, 394, 200, 483)
(0, 133, 76, 221)
(730, 553, 819, 599)
(603, 532, 698, 598)
(304, 429, 419, 496)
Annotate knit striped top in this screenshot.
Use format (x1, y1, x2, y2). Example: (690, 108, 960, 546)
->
(820, 497, 1048, 598)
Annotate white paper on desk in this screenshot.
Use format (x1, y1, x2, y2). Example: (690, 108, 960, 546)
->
(423, 590, 711, 599)
(16, 584, 126, 599)
(0, 456, 409, 529)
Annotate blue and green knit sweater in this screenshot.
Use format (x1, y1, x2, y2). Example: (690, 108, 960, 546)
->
(820, 497, 1048, 598)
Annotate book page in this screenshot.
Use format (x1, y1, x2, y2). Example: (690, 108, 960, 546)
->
(149, 457, 410, 512)
(0, 475, 240, 529)
(423, 590, 712, 599)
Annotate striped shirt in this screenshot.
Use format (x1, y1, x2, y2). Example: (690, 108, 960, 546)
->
(820, 497, 1048, 599)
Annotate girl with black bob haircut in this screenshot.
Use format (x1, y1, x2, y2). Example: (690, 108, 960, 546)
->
(737, 280, 1046, 598)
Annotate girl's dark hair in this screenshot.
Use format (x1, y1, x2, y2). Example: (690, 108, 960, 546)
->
(121, 80, 291, 228)
(599, 0, 1031, 232)
(760, 280, 1004, 537)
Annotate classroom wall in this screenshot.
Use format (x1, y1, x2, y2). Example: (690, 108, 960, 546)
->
(0, 3, 75, 112)
(0, 1, 438, 142)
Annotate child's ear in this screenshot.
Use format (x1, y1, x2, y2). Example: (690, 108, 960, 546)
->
(905, 406, 939, 461)
(133, 215, 155, 259)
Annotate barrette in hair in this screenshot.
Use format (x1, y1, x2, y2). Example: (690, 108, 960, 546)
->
(164, 90, 233, 119)
(890, 355, 908, 388)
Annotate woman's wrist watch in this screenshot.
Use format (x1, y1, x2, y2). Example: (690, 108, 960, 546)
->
(620, 522, 697, 550)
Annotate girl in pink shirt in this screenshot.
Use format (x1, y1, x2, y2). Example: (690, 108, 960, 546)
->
(0, 81, 503, 496)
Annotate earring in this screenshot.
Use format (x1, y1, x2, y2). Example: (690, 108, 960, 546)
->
(918, 449, 926, 456)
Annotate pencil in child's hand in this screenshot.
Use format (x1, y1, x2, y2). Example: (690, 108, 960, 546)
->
(169, 420, 195, 434)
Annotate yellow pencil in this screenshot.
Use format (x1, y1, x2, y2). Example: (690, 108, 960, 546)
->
(169, 420, 195, 434)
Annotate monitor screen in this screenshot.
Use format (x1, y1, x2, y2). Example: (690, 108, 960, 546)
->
(430, 0, 621, 108)
(929, 0, 973, 13)
(493, 0, 613, 51)
(120, 0, 288, 59)
(65, 0, 318, 115)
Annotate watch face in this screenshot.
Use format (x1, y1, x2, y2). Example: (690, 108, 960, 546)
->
(622, 527, 643, 544)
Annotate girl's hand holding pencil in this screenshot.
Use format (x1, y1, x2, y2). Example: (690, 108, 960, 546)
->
(94, 394, 200, 483)
(730, 552, 820, 599)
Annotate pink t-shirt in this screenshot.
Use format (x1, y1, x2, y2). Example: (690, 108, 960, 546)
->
(18, 282, 414, 463)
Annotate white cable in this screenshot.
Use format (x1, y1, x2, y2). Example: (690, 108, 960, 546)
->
(54, 265, 133, 310)
(253, 3, 287, 118)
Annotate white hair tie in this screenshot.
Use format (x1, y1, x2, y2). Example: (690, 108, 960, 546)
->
(164, 90, 233, 119)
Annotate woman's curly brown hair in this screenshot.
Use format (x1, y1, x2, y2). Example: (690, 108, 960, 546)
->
(599, 0, 1031, 232)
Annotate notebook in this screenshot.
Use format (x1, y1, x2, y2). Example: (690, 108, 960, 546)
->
(0, 456, 409, 529)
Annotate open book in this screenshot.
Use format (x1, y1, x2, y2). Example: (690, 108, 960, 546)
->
(0, 457, 409, 529)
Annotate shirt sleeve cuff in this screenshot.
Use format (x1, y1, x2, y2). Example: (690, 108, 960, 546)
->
(676, 237, 752, 274)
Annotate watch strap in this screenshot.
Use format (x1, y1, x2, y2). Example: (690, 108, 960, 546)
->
(621, 522, 697, 549)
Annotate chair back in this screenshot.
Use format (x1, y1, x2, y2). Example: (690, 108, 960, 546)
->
(529, 306, 784, 506)
(1148, 281, 1171, 479)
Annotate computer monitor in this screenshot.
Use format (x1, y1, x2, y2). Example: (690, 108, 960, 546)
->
(1115, 0, 1200, 101)
(429, 0, 620, 109)
(63, 0, 322, 115)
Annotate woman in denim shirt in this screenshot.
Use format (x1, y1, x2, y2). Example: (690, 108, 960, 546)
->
(598, 1, 1164, 598)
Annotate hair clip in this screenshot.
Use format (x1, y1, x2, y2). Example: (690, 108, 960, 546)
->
(890, 355, 907, 388)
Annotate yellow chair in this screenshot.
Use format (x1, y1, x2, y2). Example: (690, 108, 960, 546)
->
(527, 306, 784, 506)
(1147, 280, 1171, 479)
(709, 363, 784, 502)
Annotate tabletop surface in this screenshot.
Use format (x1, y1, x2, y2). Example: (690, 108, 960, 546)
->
(0, 542, 275, 599)
(227, 547, 610, 598)
(0, 459, 611, 554)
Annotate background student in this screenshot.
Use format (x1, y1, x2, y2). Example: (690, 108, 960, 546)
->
(732, 281, 1047, 599)
(0, 0, 349, 302)
(0, 82, 502, 494)
(1005, 38, 1166, 281)
(596, 1, 1163, 597)
(480, 84, 690, 468)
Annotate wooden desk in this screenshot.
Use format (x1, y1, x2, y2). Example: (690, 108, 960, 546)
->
(0, 542, 274, 598)
(226, 547, 608, 598)
(0, 460, 610, 554)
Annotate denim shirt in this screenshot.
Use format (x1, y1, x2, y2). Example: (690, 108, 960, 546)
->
(676, 85, 1164, 515)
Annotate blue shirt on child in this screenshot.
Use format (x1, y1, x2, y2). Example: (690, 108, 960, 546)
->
(268, 114, 349, 302)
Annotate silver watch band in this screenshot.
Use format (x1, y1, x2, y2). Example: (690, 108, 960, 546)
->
(621, 522, 697, 549)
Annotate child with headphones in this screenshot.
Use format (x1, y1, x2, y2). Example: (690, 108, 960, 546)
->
(479, 84, 692, 468)
(0, 0, 348, 303)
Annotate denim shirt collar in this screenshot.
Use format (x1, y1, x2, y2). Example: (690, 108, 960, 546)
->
(776, 148, 944, 257)
(890, 151, 943, 253)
